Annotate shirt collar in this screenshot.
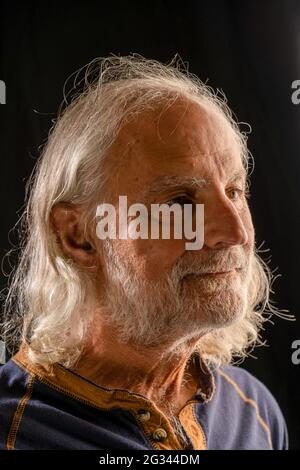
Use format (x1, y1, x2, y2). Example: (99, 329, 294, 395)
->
(12, 343, 216, 410)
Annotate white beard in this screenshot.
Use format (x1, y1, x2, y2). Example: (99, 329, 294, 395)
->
(101, 240, 252, 350)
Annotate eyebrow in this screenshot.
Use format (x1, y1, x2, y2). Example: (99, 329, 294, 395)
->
(227, 169, 248, 183)
(146, 169, 248, 198)
(146, 175, 210, 198)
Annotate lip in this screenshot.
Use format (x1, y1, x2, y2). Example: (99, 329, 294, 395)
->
(202, 270, 235, 277)
(183, 269, 237, 279)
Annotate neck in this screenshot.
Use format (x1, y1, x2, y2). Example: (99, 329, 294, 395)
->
(72, 324, 204, 416)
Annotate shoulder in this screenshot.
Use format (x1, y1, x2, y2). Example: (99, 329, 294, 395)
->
(216, 364, 277, 405)
(0, 358, 31, 449)
(212, 364, 289, 450)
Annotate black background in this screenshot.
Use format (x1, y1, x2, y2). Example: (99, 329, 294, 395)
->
(0, 0, 299, 449)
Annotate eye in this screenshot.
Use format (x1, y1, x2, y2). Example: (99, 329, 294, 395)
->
(165, 195, 194, 206)
(228, 188, 241, 201)
(227, 187, 251, 201)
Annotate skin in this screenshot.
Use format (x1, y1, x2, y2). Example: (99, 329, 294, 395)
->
(51, 98, 255, 416)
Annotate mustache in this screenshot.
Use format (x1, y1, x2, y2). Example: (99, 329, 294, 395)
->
(172, 248, 249, 279)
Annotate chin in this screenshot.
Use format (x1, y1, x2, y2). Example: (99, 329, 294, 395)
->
(185, 285, 248, 330)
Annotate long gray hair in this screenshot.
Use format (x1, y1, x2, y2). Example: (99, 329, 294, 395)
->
(0, 54, 291, 367)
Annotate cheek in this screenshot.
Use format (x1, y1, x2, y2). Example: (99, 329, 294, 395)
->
(127, 238, 186, 280)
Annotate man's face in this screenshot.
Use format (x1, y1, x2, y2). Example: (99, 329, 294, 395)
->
(95, 98, 255, 348)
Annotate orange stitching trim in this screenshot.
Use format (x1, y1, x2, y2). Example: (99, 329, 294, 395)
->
(191, 403, 207, 449)
(6, 374, 34, 450)
(179, 402, 206, 450)
(218, 369, 273, 449)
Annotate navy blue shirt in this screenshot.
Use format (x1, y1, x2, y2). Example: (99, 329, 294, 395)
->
(0, 346, 288, 450)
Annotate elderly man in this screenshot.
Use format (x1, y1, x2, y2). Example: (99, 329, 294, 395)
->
(0, 55, 288, 450)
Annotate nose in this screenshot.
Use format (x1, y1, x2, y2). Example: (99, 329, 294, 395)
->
(203, 193, 249, 250)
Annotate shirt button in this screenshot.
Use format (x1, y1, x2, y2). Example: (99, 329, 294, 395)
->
(152, 428, 168, 441)
(137, 409, 151, 422)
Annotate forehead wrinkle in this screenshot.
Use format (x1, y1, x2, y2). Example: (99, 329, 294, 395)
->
(141, 145, 241, 167)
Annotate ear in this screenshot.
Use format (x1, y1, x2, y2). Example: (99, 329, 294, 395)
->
(50, 202, 99, 271)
